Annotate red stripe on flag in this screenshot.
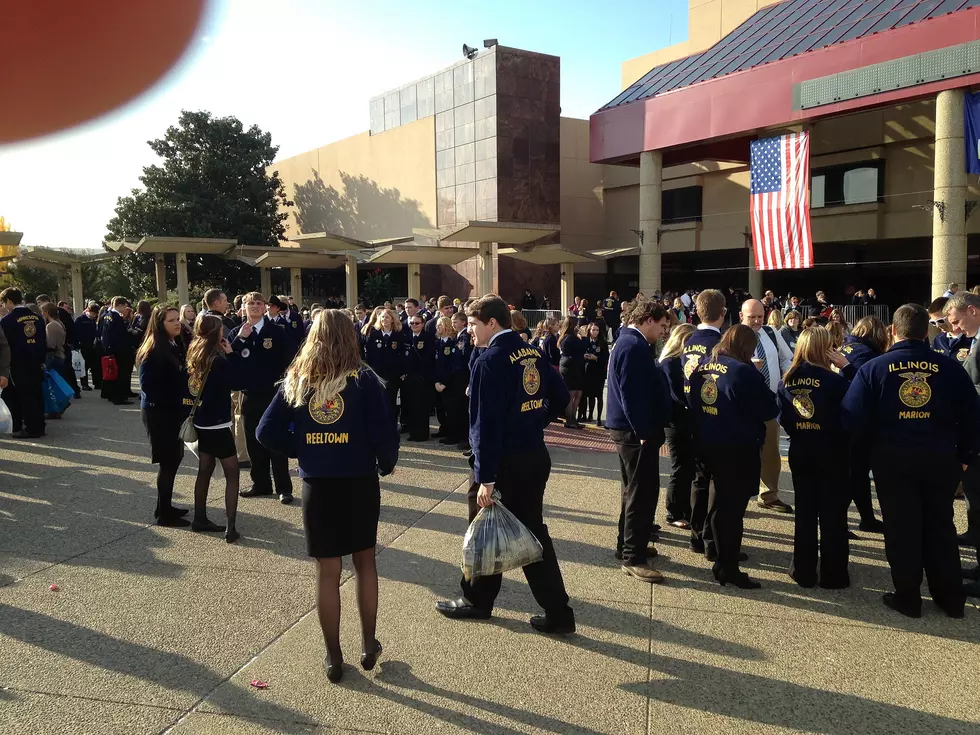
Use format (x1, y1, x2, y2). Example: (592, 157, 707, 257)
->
(750, 131, 813, 271)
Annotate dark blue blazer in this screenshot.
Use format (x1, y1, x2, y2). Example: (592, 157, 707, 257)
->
(0, 306, 46, 365)
(840, 334, 882, 379)
(362, 328, 405, 381)
(433, 336, 455, 384)
(100, 310, 130, 355)
(689, 354, 777, 448)
(186, 352, 248, 427)
(138, 344, 184, 411)
(605, 327, 671, 443)
(74, 314, 98, 350)
(777, 363, 849, 448)
(452, 330, 472, 375)
(229, 317, 291, 396)
(540, 333, 560, 366)
(682, 327, 722, 402)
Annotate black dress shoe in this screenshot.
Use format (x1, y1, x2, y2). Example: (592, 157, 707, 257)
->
(279, 493, 294, 505)
(529, 613, 576, 635)
(225, 528, 241, 544)
(435, 597, 491, 619)
(191, 518, 226, 533)
(239, 488, 273, 498)
(361, 639, 382, 670)
(432, 431, 446, 438)
(324, 654, 343, 683)
(11, 430, 44, 439)
(81, 385, 93, 391)
(689, 539, 706, 554)
(859, 518, 885, 533)
(714, 570, 761, 589)
(439, 437, 457, 445)
(882, 592, 921, 618)
(157, 515, 191, 528)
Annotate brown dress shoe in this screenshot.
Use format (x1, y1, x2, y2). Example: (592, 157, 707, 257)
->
(622, 564, 665, 584)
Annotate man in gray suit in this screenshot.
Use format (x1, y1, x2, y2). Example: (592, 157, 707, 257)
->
(943, 292, 980, 596)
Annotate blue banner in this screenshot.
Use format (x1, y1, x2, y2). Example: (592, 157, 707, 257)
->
(967, 91, 980, 175)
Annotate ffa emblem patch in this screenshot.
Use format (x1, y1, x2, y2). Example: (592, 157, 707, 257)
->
(23, 321, 36, 337)
(957, 348, 970, 362)
(263, 338, 272, 350)
(417, 340, 424, 348)
(683, 354, 700, 380)
(292, 322, 298, 328)
(521, 357, 540, 396)
(457, 340, 465, 350)
(310, 394, 344, 425)
(444, 347, 452, 356)
(188, 374, 203, 397)
(791, 389, 815, 419)
(700, 374, 719, 405)
(392, 342, 398, 350)
(898, 372, 932, 408)
(241, 348, 251, 359)
(376, 340, 382, 348)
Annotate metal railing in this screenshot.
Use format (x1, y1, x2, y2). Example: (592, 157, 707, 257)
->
(519, 309, 563, 326)
(840, 304, 891, 325)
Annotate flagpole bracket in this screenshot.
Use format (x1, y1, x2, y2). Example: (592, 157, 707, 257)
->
(631, 228, 666, 246)
(966, 200, 979, 221)
(914, 199, 947, 222)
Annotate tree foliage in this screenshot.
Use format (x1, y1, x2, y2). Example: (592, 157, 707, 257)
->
(105, 110, 293, 298)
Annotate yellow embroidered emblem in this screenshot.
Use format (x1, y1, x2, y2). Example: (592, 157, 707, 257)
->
(310, 394, 345, 425)
(444, 347, 452, 356)
(957, 348, 969, 362)
(23, 321, 36, 337)
(700, 374, 719, 405)
(263, 338, 272, 349)
(791, 388, 815, 419)
(898, 372, 931, 408)
(521, 357, 540, 396)
(683, 354, 700, 379)
(188, 374, 203, 397)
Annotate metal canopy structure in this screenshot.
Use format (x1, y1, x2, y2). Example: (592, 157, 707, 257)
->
(11, 246, 122, 313)
(251, 250, 347, 269)
(130, 236, 238, 255)
(588, 246, 640, 260)
(0, 231, 24, 247)
(365, 243, 480, 266)
(497, 244, 596, 265)
(419, 220, 560, 245)
(288, 232, 378, 252)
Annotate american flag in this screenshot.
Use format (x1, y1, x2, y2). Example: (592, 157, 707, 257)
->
(750, 132, 813, 270)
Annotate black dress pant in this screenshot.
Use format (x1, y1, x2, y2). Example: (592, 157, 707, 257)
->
(849, 441, 876, 524)
(610, 429, 662, 566)
(701, 444, 760, 577)
(689, 451, 714, 554)
(460, 446, 571, 617)
(80, 346, 101, 388)
(871, 447, 964, 611)
(402, 373, 431, 440)
(789, 443, 850, 587)
(243, 390, 292, 496)
(383, 375, 401, 426)
(3, 364, 45, 435)
(664, 422, 695, 523)
(446, 373, 468, 442)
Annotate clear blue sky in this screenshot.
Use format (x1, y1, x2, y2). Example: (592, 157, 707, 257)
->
(0, 0, 689, 247)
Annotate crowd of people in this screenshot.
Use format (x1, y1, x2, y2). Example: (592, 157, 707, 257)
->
(1, 277, 978, 682)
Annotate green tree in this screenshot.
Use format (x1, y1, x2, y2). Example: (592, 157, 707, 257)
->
(105, 110, 293, 297)
(0, 264, 59, 297)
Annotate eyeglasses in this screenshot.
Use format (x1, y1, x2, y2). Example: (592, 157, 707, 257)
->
(410, 321, 423, 325)
(929, 317, 947, 326)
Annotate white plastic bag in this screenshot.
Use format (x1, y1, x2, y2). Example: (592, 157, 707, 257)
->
(0, 397, 12, 435)
(72, 351, 85, 378)
(461, 497, 543, 580)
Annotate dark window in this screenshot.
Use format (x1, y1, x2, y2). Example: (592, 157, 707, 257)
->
(810, 160, 885, 208)
(663, 186, 703, 224)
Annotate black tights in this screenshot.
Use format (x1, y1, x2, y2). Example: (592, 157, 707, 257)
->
(315, 549, 378, 663)
(154, 459, 181, 518)
(579, 394, 604, 421)
(194, 453, 240, 532)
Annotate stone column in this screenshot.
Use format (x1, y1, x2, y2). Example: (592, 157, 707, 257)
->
(931, 88, 967, 300)
(639, 150, 663, 296)
(154, 253, 167, 303)
(260, 267, 272, 300)
(290, 267, 303, 304)
(747, 246, 762, 298)
(57, 271, 70, 306)
(477, 242, 493, 295)
(560, 262, 575, 311)
(176, 253, 189, 307)
(406, 263, 421, 300)
(345, 254, 358, 307)
(70, 263, 84, 314)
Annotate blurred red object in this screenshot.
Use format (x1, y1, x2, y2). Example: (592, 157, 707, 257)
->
(249, 680, 268, 689)
(1, 0, 207, 143)
(49, 584, 59, 591)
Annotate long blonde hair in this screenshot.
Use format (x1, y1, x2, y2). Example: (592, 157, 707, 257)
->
(767, 310, 784, 329)
(659, 323, 695, 360)
(783, 327, 833, 383)
(436, 315, 453, 338)
(283, 310, 365, 408)
(186, 315, 223, 379)
(373, 307, 402, 333)
(360, 306, 383, 336)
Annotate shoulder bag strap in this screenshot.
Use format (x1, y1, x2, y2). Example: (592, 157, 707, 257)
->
(187, 356, 215, 420)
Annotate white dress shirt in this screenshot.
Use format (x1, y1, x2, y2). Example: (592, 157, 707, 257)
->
(756, 326, 794, 392)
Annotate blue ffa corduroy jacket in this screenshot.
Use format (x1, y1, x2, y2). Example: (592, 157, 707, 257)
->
(73, 313, 98, 350)
(469, 330, 569, 484)
(841, 339, 980, 465)
(453, 330, 473, 374)
(689, 353, 778, 448)
(362, 328, 405, 381)
(932, 331, 973, 362)
(99, 310, 130, 355)
(583, 338, 609, 381)
(187, 352, 248, 428)
(433, 336, 455, 384)
(540, 332, 560, 366)
(777, 362, 849, 447)
(403, 330, 435, 378)
(229, 317, 292, 395)
(257, 367, 399, 478)
(559, 331, 586, 361)
(659, 354, 690, 427)
(272, 312, 300, 360)
(605, 327, 671, 443)
(0, 306, 47, 365)
(840, 334, 882, 379)
(138, 344, 185, 411)
(681, 326, 722, 401)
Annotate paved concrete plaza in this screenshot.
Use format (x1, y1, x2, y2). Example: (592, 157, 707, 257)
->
(1, 390, 978, 734)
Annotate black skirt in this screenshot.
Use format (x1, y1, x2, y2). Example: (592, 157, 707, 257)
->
(142, 407, 184, 466)
(302, 475, 381, 558)
(559, 357, 584, 391)
(196, 427, 237, 459)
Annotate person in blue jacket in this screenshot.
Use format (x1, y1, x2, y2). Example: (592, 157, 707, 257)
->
(539, 318, 560, 367)
(580, 321, 610, 425)
(445, 311, 472, 449)
(137, 305, 189, 527)
(432, 316, 456, 441)
(185, 314, 247, 542)
(778, 327, 852, 589)
(401, 312, 435, 442)
(268, 295, 302, 361)
(100, 295, 135, 405)
(606, 298, 671, 583)
(257, 309, 398, 684)
(0, 287, 47, 438)
(361, 307, 404, 426)
(690, 324, 778, 589)
(435, 294, 574, 635)
(928, 296, 973, 361)
(842, 303, 979, 619)
(658, 323, 696, 529)
(838, 315, 889, 534)
(557, 316, 586, 429)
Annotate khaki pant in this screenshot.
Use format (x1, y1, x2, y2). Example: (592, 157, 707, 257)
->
(758, 418, 782, 504)
(232, 391, 250, 463)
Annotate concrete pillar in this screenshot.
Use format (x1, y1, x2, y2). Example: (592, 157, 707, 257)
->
(70, 263, 84, 314)
(154, 253, 167, 303)
(290, 267, 303, 304)
(477, 242, 493, 295)
(260, 267, 272, 300)
(931, 88, 967, 300)
(176, 253, 189, 307)
(560, 262, 575, 311)
(57, 271, 70, 306)
(345, 255, 358, 307)
(406, 263, 421, 300)
(639, 150, 663, 296)
(747, 247, 762, 298)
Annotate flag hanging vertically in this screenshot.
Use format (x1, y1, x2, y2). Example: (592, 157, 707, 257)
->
(750, 132, 813, 270)
(965, 91, 980, 175)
